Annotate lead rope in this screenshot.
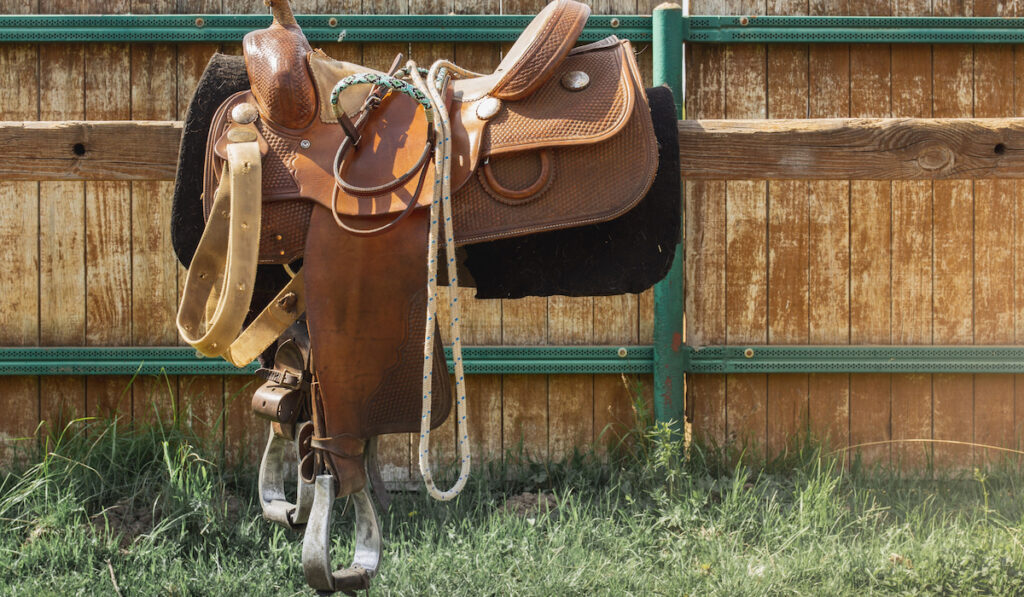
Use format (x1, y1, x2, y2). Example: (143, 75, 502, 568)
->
(407, 60, 480, 501)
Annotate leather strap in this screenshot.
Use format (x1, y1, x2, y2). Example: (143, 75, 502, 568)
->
(177, 141, 262, 358)
(177, 138, 305, 368)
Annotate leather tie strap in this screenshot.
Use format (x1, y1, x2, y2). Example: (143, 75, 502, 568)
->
(177, 137, 306, 368)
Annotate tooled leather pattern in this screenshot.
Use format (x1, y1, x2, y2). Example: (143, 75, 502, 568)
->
(453, 51, 657, 245)
(243, 24, 317, 130)
(484, 47, 629, 153)
(362, 288, 452, 435)
(256, 120, 307, 263)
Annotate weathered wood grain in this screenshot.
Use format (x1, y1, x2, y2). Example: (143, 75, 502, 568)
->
(37, 37, 88, 437)
(973, 36, 1016, 467)
(765, 32, 810, 459)
(683, 32, 727, 447)
(847, 34, 891, 469)
(130, 40, 179, 426)
(723, 19, 768, 454)
(679, 118, 1024, 181)
(0, 36, 40, 463)
(84, 41, 133, 425)
(890, 26, 933, 471)
(11, 117, 1024, 183)
(806, 25, 850, 457)
(0, 121, 181, 181)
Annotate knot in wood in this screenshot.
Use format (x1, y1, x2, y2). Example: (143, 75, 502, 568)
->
(915, 144, 953, 172)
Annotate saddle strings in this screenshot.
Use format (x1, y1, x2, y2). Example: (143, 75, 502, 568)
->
(407, 60, 478, 501)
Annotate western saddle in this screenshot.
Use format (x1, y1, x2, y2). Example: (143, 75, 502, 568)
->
(175, 0, 661, 593)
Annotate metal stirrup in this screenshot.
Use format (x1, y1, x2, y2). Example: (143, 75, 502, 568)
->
(258, 421, 315, 529)
(302, 476, 382, 595)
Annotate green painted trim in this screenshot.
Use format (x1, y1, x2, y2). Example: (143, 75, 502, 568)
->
(685, 15, 1024, 44)
(687, 346, 1024, 374)
(9, 345, 1024, 376)
(4, 14, 1024, 45)
(652, 3, 685, 429)
(0, 346, 653, 376)
(0, 14, 650, 43)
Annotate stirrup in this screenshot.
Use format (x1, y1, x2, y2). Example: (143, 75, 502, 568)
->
(258, 421, 315, 529)
(302, 475, 382, 595)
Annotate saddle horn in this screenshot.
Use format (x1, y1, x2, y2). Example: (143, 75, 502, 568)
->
(265, 0, 298, 26)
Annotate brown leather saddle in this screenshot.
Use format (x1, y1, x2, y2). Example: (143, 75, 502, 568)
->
(174, 0, 663, 593)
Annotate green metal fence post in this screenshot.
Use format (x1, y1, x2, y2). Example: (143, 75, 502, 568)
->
(652, 3, 685, 429)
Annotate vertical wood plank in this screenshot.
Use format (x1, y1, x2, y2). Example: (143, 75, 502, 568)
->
(973, 5, 1016, 464)
(684, 31, 727, 446)
(0, 29, 40, 461)
(547, 297, 594, 460)
(931, 2, 974, 470)
(130, 37, 180, 425)
(1014, 39, 1024, 457)
(765, 0, 810, 457)
(807, 21, 851, 454)
(723, 0, 768, 453)
(890, 4, 934, 471)
(84, 39, 133, 425)
(848, 16, 892, 468)
(38, 0, 87, 436)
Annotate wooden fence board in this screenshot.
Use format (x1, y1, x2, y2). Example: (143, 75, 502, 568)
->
(723, 9, 768, 452)
(84, 42, 132, 424)
(806, 19, 850, 456)
(37, 35, 87, 437)
(890, 31, 933, 470)
(973, 33, 1016, 466)
(765, 34, 809, 458)
(847, 28, 891, 468)
(0, 33, 40, 462)
(930, 24, 973, 468)
(685, 0, 727, 447)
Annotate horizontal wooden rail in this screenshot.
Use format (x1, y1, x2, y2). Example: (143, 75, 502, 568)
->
(0, 120, 182, 181)
(2, 118, 1022, 182)
(679, 118, 1024, 180)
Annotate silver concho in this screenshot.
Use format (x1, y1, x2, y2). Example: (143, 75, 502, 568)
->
(475, 97, 502, 121)
(560, 71, 590, 91)
(231, 102, 259, 124)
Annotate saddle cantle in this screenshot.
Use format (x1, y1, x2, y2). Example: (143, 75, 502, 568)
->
(172, 0, 676, 593)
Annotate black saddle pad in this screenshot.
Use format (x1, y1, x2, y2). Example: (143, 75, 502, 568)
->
(171, 53, 680, 303)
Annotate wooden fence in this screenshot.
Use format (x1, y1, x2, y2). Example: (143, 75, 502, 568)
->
(0, 0, 659, 473)
(686, 0, 1024, 469)
(5, 0, 1024, 474)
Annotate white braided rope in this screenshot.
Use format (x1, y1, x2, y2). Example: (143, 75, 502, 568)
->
(407, 60, 480, 501)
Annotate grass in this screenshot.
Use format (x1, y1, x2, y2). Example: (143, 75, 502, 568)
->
(3, 415, 1024, 596)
